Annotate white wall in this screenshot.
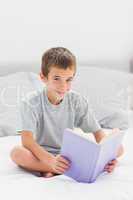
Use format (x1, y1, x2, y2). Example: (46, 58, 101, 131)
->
(0, 0, 132, 70)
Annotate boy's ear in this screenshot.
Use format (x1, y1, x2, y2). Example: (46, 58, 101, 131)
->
(39, 72, 48, 83)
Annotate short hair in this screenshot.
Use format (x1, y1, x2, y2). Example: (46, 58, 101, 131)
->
(41, 47, 76, 77)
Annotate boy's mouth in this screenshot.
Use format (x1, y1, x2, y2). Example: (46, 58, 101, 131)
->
(56, 91, 65, 97)
(58, 92, 65, 96)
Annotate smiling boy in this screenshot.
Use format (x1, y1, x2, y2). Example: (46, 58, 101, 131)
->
(10, 47, 123, 177)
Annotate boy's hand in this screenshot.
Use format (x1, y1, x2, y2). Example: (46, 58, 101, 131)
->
(104, 159, 118, 173)
(50, 154, 71, 174)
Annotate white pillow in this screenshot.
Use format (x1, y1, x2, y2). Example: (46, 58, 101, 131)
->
(28, 66, 131, 130)
(27, 72, 44, 91)
(0, 72, 36, 136)
(128, 76, 133, 110)
(1, 67, 129, 136)
(72, 66, 131, 130)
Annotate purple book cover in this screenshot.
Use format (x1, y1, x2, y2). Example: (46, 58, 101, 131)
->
(60, 128, 124, 183)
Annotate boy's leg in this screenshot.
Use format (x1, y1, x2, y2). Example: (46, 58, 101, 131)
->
(10, 146, 54, 176)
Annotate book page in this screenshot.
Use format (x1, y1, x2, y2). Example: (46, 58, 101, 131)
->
(99, 131, 124, 145)
(73, 128, 96, 143)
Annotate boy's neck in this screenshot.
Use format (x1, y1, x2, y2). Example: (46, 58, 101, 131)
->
(46, 89, 63, 105)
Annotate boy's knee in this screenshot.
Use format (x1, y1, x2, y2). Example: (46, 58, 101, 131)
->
(10, 146, 23, 162)
(10, 146, 31, 165)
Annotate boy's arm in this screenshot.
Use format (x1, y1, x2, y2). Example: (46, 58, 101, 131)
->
(21, 131, 70, 174)
(21, 131, 55, 166)
(93, 129, 124, 157)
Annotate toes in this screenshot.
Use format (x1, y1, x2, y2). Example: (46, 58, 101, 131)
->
(44, 172, 54, 178)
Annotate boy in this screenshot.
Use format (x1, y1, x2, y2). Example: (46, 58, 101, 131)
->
(10, 47, 123, 178)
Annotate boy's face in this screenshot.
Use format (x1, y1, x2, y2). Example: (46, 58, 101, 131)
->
(40, 66, 75, 101)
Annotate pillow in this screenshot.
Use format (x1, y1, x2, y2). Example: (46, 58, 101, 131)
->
(0, 125, 16, 137)
(28, 66, 131, 130)
(128, 110, 133, 128)
(27, 72, 44, 91)
(2, 68, 129, 136)
(128, 75, 133, 110)
(0, 72, 36, 136)
(72, 66, 131, 130)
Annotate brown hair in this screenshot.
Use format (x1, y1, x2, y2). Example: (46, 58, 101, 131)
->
(41, 47, 76, 77)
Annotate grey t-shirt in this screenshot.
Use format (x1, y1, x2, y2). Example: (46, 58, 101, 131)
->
(17, 87, 101, 155)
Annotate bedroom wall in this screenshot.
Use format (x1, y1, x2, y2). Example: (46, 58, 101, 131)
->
(0, 0, 132, 71)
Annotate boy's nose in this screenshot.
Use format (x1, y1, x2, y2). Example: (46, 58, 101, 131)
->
(59, 87, 66, 93)
(60, 83, 67, 91)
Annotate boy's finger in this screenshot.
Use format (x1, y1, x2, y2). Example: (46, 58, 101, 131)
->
(107, 167, 114, 173)
(108, 159, 117, 165)
(55, 166, 67, 174)
(57, 156, 71, 165)
(104, 166, 109, 170)
(111, 159, 118, 164)
(57, 162, 70, 169)
(104, 163, 113, 170)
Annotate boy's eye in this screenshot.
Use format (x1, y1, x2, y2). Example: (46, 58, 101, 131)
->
(53, 78, 73, 82)
(67, 78, 73, 82)
(54, 78, 60, 81)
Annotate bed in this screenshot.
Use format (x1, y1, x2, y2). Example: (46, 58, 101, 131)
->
(0, 64, 133, 200)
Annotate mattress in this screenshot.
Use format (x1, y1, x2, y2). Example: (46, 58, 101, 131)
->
(0, 125, 133, 200)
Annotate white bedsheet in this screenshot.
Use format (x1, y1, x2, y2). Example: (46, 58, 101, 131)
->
(0, 126, 133, 200)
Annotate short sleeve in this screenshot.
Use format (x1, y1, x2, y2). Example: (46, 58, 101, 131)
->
(16, 99, 38, 137)
(74, 96, 101, 133)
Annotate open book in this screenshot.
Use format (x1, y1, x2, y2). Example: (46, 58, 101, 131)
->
(60, 128, 124, 183)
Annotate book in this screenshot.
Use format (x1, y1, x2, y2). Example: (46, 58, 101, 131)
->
(60, 128, 124, 183)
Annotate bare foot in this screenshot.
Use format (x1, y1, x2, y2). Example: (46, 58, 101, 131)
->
(41, 172, 55, 178)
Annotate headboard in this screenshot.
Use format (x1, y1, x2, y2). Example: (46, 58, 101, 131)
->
(0, 61, 130, 76)
(0, 62, 40, 76)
